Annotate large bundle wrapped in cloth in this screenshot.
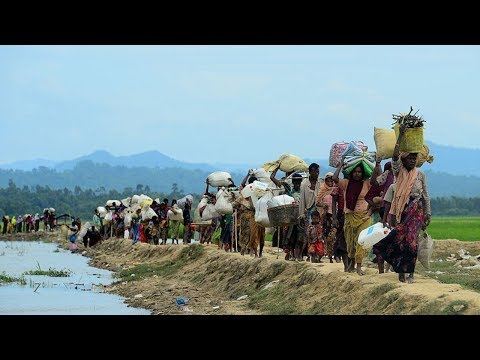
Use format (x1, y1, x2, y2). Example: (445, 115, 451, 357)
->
(177, 194, 194, 209)
(263, 153, 308, 173)
(139, 195, 153, 208)
(416, 144, 434, 167)
(341, 141, 376, 178)
(247, 168, 276, 189)
(197, 195, 219, 221)
(129, 203, 141, 213)
(105, 200, 121, 207)
(77, 222, 91, 240)
(201, 204, 219, 221)
(141, 204, 157, 221)
(374, 127, 396, 160)
(121, 197, 132, 207)
(330, 141, 368, 167)
(206, 171, 233, 187)
(393, 109, 425, 153)
(131, 195, 141, 204)
(214, 188, 234, 215)
(167, 204, 184, 221)
(96, 206, 107, 218)
(124, 212, 132, 227)
(268, 195, 296, 207)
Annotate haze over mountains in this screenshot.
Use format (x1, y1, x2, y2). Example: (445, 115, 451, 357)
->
(0, 141, 479, 197)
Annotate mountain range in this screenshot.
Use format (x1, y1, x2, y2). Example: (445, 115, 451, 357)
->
(1, 141, 477, 176)
(0, 141, 479, 197)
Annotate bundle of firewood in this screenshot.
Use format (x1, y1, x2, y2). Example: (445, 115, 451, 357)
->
(392, 106, 425, 128)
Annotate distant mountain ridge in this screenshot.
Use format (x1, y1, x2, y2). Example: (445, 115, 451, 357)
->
(0, 160, 479, 198)
(0, 141, 479, 177)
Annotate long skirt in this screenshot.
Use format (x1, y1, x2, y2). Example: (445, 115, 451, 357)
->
(333, 210, 347, 257)
(323, 213, 337, 258)
(373, 199, 424, 274)
(170, 220, 181, 240)
(239, 210, 253, 250)
(248, 215, 265, 252)
(344, 211, 371, 263)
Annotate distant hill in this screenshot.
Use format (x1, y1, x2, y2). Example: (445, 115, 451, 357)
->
(0, 158, 58, 171)
(54, 150, 218, 172)
(0, 141, 479, 183)
(423, 141, 480, 177)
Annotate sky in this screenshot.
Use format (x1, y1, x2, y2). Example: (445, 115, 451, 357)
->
(1, 45, 479, 165)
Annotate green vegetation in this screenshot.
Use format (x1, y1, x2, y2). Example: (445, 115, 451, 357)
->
(23, 263, 72, 277)
(431, 196, 480, 216)
(248, 283, 297, 315)
(0, 272, 27, 285)
(116, 244, 205, 282)
(429, 217, 480, 241)
(370, 283, 398, 298)
(0, 179, 202, 223)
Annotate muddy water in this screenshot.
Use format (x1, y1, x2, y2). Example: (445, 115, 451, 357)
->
(0, 240, 150, 314)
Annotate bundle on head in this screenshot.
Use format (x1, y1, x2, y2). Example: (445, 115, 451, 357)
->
(392, 106, 425, 128)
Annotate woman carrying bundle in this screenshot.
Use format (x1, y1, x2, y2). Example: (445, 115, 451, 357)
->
(332, 159, 375, 275)
(373, 123, 431, 283)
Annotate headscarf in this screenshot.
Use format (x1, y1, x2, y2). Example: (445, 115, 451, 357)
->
(390, 152, 418, 222)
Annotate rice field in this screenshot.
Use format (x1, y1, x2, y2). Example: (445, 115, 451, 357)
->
(423, 217, 479, 242)
(263, 217, 480, 243)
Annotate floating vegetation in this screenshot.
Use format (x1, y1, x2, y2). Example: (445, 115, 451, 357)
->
(23, 262, 72, 277)
(24, 268, 72, 277)
(0, 272, 27, 285)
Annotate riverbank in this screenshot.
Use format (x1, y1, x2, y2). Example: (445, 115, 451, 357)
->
(3, 231, 480, 315)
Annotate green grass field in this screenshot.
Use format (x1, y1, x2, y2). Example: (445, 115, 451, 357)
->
(428, 217, 480, 242)
(263, 217, 479, 243)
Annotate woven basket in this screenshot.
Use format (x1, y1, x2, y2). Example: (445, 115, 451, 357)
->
(267, 204, 299, 227)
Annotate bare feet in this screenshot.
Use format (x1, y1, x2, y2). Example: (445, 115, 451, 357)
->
(356, 267, 365, 276)
(407, 273, 415, 283)
(398, 273, 406, 282)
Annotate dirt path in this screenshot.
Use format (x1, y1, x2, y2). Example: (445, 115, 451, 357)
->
(3, 232, 480, 314)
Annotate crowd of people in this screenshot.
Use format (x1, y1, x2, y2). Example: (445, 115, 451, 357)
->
(1, 125, 431, 284)
(1, 209, 57, 234)
(194, 123, 431, 283)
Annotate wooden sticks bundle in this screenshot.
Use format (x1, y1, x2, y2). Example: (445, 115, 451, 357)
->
(392, 106, 425, 128)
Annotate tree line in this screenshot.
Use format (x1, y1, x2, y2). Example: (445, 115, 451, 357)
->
(0, 180, 201, 222)
(0, 180, 479, 221)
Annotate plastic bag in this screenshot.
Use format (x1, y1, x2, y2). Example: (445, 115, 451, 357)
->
(417, 230, 434, 269)
(214, 189, 234, 215)
(201, 203, 219, 221)
(254, 191, 274, 227)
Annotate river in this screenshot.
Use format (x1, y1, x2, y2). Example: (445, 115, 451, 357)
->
(0, 240, 150, 315)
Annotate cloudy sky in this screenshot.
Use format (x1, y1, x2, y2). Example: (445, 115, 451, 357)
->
(1, 45, 478, 165)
